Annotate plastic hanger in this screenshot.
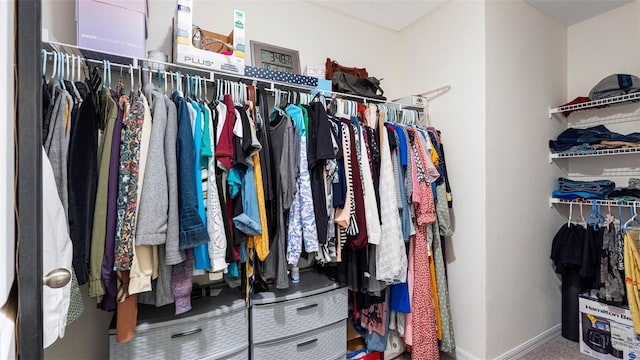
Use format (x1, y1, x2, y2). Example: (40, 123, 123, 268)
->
(624, 203, 640, 230)
(605, 202, 615, 230)
(77, 55, 82, 82)
(41, 50, 47, 79)
(578, 202, 587, 228)
(567, 203, 573, 227)
(164, 71, 168, 94)
(586, 200, 605, 230)
(107, 61, 112, 89)
(205, 76, 210, 101)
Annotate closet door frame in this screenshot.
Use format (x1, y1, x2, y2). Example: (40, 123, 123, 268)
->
(16, 0, 44, 358)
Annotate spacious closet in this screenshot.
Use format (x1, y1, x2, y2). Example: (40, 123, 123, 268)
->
(7, 1, 640, 360)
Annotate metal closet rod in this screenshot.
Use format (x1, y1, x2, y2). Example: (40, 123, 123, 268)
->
(42, 44, 427, 110)
(44, 50, 216, 84)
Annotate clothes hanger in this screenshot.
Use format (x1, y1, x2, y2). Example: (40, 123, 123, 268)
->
(107, 61, 112, 90)
(163, 71, 168, 94)
(41, 50, 47, 80)
(586, 200, 605, 230)
(58, 52, 66, 91)
(605, 202, 615, 230)
(51, 52, 58, 82)
(568, 202, 573, 227)
(624, 203, 640, 230)
(578, 202, 587, 228)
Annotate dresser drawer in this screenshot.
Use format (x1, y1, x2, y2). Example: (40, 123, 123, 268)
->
(202, 347, 248, 360)
(253, 320, 346, 360)
(252, 287, 347, 343)
(110, 308, 248, 360)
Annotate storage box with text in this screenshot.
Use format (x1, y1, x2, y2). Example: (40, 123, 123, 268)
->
(580, 295, 640, 360)
(174, 0, 245, 74)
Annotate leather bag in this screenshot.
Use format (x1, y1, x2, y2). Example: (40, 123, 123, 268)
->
(325, 58, 368, 80)
(332, 72, 386, 100)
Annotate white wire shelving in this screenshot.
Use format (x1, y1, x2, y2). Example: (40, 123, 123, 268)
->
(549, 92, 640, 122)
(549, 198, 640, 208)
(549, 146, 640, 162)
(42, 41, 427, 111)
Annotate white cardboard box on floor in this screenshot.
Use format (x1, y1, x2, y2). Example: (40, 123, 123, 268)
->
(579, 295, 640, 360)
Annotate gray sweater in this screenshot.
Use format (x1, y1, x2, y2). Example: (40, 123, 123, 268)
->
(137, 84, 170, 246)
(163, 95, 185, 265)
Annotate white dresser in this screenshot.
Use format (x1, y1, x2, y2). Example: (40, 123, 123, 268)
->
(109, 286, 248, 360)
(251, 270, 347, 360)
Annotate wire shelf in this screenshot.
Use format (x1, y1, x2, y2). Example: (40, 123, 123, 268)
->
(42, 41, 433, 110)
(549, 147, 640, 161)
(549, 92, 640, 120)
(550, 198, 640, 208)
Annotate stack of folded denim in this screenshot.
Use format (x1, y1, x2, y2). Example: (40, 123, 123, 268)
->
(552, 177, 616, 200)
(608, 178, 640, 201)
(549, 125, 640, 153)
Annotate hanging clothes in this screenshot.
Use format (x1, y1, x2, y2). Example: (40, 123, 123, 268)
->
(42, 147, 73, 348)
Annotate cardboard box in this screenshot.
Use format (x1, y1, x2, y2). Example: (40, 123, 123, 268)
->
(174, 1, 245, 74)
(579, 295, 640, 360)
(76, 0, 147, 58)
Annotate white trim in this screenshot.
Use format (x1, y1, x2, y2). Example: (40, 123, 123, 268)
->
(455, 347, 480, 360)
(494, 324, 562, 360)
(0, 0, 15, 308)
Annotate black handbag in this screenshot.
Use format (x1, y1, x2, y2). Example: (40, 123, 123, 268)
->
(332, 71, 386, 100)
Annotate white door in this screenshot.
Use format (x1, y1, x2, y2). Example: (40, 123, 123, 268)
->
(0, 0, 16, 359)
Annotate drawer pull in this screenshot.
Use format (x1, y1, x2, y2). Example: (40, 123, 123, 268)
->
(296, 304, 319, 312)
(171, 328, 202, 339)
(297, 338, 318, 348)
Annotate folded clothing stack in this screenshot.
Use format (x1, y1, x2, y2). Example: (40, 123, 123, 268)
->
(608, 178, 640, 201)
(552, 177, 616, 200)
(549, 125, 640, 154)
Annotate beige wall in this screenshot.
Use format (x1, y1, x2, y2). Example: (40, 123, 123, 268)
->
(41, 0, 405, 99)
(398, 1, 488, 357)
(567, 1, 640, 100)
(485, 1, 566, 358)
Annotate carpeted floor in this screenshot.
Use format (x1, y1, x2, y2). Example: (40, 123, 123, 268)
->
(514, 336, 592, 360)
(398, 336, 589, 359)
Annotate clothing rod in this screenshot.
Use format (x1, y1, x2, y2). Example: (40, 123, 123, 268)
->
(43, 42, 424, 110)
(44, 51, 216, 83)
(415, 85, 451, 101)
(263, 87, 424, 110)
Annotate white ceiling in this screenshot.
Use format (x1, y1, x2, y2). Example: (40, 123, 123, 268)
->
(524, 0, 633, 26)
(308, 0, 633, 31)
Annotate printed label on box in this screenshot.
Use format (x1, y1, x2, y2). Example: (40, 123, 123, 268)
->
(579, 296, 640, 360)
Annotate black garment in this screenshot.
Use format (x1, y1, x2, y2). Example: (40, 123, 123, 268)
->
(428, 130, 447, 187)
(42, 77, 55, 143)
(343, 120, 368, 251)
(438, 136, 454, 208)
(307, 103, 336, 244)
(331, 120, 346, 209)
(551, 224, 585, 274)
(551, 224, 602, 341)
(216, 172, 235, 263)
(67, 81, 98, 285)
(364, 126, 381, 222)
(581, 227, 604, 282)
(608, 187, 640, 200)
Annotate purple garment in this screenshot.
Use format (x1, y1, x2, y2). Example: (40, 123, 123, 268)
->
(100, 93, 124, 311)
(172, 250, 194, 315)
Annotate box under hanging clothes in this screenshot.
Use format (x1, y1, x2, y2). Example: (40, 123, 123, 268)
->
(579, 294, 640, 360)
